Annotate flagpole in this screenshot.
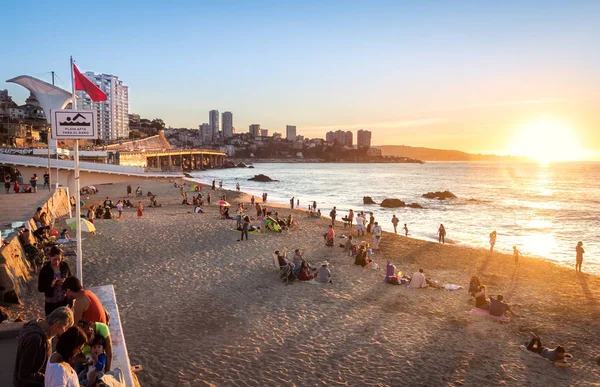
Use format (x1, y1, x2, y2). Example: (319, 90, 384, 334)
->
(71, 56, 83, 285)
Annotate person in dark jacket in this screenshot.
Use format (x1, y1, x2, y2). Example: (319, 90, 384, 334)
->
(38, 246, 72, 316)
(13, 306, 74, 387)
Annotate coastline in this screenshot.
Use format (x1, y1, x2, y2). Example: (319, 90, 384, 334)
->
(6, 179, 600, 386)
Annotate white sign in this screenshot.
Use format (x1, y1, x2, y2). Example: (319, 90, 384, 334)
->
(51, 109, 97, 139)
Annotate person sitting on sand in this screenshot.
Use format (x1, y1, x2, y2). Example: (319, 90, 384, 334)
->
(526, 333, 571, 363)
(489, 294, 517, 317)
(286, 214, 294, 228)
(354, 245, 374, 268)
(325, 225, 335, 247)
(344, 235, 354, 255)
(474, 285, 490, 310)
(103, 197, 113, 209)
(297, 261, 314, 281)
(193, 205, 204, 214)
(315, 261, 332, 284)
(102, 207, 114, 219)
(468, 276, 481, 298)
(291, 249, 303, 276)
(408, 269, 428, 288)
(275, 251, 287, 268)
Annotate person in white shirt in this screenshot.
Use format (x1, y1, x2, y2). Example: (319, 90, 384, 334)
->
(116, 201, 123, 218)
(408, 269, 428, 289)
(45, 326, 88, 387)
(355, 212, 365, 236)
(372, 222, 382, 249)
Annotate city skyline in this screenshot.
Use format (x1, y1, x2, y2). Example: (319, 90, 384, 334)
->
(1, 1, 599, 160)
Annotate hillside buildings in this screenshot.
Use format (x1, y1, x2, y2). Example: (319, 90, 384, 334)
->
(249, 124, 261, 137)
(326, 130, 353, 146)
(76, 72, 129, 142)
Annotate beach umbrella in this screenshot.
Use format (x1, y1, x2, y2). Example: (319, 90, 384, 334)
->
(67, 218, 96, 233)
(218, 200, 231, 207)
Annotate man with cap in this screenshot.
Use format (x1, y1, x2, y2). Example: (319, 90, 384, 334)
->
(315, 261, 332, 284)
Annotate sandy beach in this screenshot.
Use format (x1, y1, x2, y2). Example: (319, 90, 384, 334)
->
(9, 179, 600, 386)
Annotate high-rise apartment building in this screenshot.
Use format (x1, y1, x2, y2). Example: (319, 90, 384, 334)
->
(357, 129, 372, 148)
(209, 110, 220, 140)
(76, 72, 129, 141)
(344, 131, 353, 147)
(249, 124, 261, 137)
(326, 131, 335, 143)
(222, 111, 233, 138)
(286, 125, 297, 141)
(261, 129, 269, 137)
(199, 123, 211, 144)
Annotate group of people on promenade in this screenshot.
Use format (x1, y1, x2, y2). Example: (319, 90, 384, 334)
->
(3, 168, 44, 194)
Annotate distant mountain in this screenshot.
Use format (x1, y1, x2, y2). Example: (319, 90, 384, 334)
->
(376, 145, 530, 162)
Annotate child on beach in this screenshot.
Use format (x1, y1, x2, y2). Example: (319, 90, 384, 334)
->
(575, 241, 584, 272)
(513, 246, 522, 266)
(489, 231, 497, 253)
(438, 224, 446, 244)
(137, 201, 143, 217)
(116, 200, 123, 218)
(403, 223, 409, 237)
(79, 335, 107, 386)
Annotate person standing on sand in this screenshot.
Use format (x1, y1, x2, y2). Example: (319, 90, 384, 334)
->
(330, 206, 337, 226)
(297, 199, 299, 208)
(290, 197, 295, 209)
(212, 180, 216, 190)
(355, 212, 365, 236)
(137, 201, 144, 217)
(312, 201, 317, 212)
(5, 173, 11, 194)
(372, 222, 382, 250)
(207, 192, 211, 205)
(116, 200, 123, 218)
(348, 209, 355, 228)
(127, 184, 132, 197)
(251, 196, 255, 206)
(513, 246, 522, 266)
(43, 171, 50, 189)
(30, 173, 38, 193)
(391, 215, 399, 234)
(219, 181, 223, 189)
(239, 215, 250, 241)
(575, 241, 584, 272)
(367, 212, 374, 233)
(403, 223, 409, 237)
(236, 183, 240, 191)
(438, 224, 446, 244)
(489, 231, 497, 252)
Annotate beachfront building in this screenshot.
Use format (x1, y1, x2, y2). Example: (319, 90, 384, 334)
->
(326, 131, 335, 144)
(222, 111, 233, 138)
(261, 129, 269, 137)
(209, 110, 220, 140)
(357, 129, 372, 148)
(345, 131, 353, 147)
(76, 72, 129, 142)
(286, 125, 297, 141)
(249, 124, 261, 137)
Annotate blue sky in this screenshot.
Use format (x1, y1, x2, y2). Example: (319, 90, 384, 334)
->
(2, 1, 599, 156)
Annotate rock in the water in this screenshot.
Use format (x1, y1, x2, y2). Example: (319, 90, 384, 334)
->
(380, 198, 406, 208)
(237, 163, 247, 168)
(222, 161, 237, 168)
(422, 190, 457, 200)
(363, 196, 376, 205)
(408, 203, 423, 209)
(248, 174, 278, 182)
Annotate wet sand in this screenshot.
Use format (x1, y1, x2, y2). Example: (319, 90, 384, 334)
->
(11, 179, 600, 386)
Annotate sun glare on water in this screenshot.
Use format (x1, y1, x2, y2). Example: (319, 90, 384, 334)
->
(510, 119, 584, 163)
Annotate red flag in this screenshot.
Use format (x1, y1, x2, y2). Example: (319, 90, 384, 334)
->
(73, 63, 107, 102)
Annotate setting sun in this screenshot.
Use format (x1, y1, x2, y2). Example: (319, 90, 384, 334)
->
(510, 119, 585, 163)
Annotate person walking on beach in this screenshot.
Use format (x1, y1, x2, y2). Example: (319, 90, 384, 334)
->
(207, 192, 211, 205)
(391, 215, 399, 234)
(355, 212, 365, 236)
(372, 222, 382, 250)
(239, 215, 250, 241)
(290, 197, 295, 209)
(348, 209, 355, 228)
(513, 246, 522, 266)
(212, 180, 216, 190)
(251, 195, 255, 206)
(127, 184, 132, 197)
(236, 183, 240, 192)
(330, 206, 337, 226)
(116, 200, 123, 218)
(297, 198, 299, 208)
(489, 231, 497, 253)
(575, 241, 584, 272)
(403, 223, 409, 237)
(438, 224, 446, 244)
(312, 201, 317, 212)
(137, 201, 144, 218)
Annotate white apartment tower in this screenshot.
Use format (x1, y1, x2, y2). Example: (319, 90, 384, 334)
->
(209, 110, 220, 140)
(199, 123, 211, 144)
(286, 125, 297, 141)
(357, 129, 372, 148)
(222, 111, 233, 138)
(76, 72, 129, 142)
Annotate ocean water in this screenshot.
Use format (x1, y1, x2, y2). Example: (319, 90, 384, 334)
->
(191, 162, 600, 273)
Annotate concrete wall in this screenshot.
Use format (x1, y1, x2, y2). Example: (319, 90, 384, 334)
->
(0, 189, 70, 303)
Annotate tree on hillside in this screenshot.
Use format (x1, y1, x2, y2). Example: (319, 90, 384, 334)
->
(151, 118, 165, 131)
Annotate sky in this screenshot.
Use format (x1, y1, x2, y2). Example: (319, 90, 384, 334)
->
(2, 1, 599, 159)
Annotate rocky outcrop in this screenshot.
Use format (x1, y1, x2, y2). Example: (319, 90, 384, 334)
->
(422, 190, 457, 200)
(222, 161, 237, 168)
(237, 163, 248, 168)
(363, 196, 376, 205)
(380, 199, 406, 208)
(408, 203, 423, 209)
(248, 174, 278, 182)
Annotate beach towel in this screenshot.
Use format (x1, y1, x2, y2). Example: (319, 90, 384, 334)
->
(519, 345, 572, 367)
(444, 284, 463, 291)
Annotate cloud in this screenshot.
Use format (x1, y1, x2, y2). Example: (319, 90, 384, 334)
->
(465, 98, 566, 109)
(302, 118, 447, 131)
